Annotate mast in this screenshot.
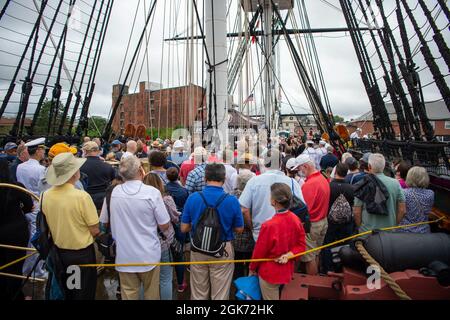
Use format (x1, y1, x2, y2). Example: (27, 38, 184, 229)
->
(400, 0, 450, 113)
(205, 0, 228, 149)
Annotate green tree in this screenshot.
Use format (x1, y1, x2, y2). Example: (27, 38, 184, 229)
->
(333, 115, 345, 124)
(33, 100, 69, 135)
(87, 116, 107, 137)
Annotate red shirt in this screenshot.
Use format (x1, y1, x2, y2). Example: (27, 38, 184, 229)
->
(249, 210, 306, 285)
(301, 171, 331, 222)
(179, 159, 195, 184)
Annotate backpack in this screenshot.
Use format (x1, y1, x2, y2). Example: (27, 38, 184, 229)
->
(290, 179, 311, 233)
(191, 192, 228, 257)
(31, 192, 53, 259)
(328, 193, 352, 224)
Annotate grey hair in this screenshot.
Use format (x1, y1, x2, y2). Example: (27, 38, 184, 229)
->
(126, 140, 137, 153)
(237, 171, 255, 191)
(119, 156, 141, 181)
(341, 152, 352, 163)
(368, 153, 386, 174)
(406, 166, 429, 188)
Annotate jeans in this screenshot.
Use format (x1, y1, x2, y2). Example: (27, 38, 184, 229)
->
(159, 248, 173, 300)
(173, 223, 186, 286)
(320, 221, 354, 274)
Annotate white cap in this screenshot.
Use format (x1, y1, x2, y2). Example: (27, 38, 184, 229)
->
(306, 140, 314, 145)
(319, 140, 326, 146)
(295, 154, 313, 168)
(24, 137, 46, 148)
(286, 158, 298, 171)
(173, 140, 184, 150)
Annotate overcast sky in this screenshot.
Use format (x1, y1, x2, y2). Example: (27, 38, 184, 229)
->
(0, 0, 448, 123)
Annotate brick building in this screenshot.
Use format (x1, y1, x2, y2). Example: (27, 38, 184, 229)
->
(112, 81, 204, 134)
(347, 100, 450, 142)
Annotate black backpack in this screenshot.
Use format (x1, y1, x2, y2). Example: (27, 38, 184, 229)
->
(31, 192, 53, 260)
(191, 192, 228, 258)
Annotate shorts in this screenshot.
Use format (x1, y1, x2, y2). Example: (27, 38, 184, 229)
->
(301, 218, 328, 263)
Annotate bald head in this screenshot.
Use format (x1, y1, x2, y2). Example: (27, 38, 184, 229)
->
(127, 140, 137, 154)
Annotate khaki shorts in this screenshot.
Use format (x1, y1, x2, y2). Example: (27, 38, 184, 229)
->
(301, 218, 328, 262)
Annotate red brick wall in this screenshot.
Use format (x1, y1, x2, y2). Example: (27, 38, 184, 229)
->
(112, 83, 204, 134)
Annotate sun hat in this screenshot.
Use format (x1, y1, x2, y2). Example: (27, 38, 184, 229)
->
(46, 153, 86, 186)
(49, 143, 77, 160)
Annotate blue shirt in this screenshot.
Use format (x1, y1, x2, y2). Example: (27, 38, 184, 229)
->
(182, 185, 244, 241)
(166, 181, 189, 211)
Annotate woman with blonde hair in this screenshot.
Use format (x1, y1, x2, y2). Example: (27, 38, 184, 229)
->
(398, 166, 434, 233)
(143, 172, 179, 299)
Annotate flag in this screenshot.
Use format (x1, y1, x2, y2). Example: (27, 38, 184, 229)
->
(244, 93, 254, 104)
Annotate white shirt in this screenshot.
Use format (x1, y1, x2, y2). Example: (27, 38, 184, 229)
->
(223, 164, 237, 193)
(121, 151, 135, 159)
(350, 132, 360, 139)
(316, 147, 327, 167)
(17, 159, 46, 210)
(303, 147, 319, 169)
(99, 180, 170, 273)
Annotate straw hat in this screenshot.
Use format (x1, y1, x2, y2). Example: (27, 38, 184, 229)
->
(46, 153, 86, 186)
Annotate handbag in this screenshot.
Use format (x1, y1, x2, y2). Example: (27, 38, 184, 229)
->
(234, 276, 262, 300)
(96, 187, 116, 260)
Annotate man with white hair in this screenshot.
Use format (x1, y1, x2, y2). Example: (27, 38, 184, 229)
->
(122, 140, 137, 159)
(185, 147, 209, 193)
(350, 128, 362, 140)
(293, 154, 330, 275)
(100, 156, 170, 300)
(353, 153, 406, 233)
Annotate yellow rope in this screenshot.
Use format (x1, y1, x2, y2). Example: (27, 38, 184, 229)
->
(355, 241, 412, 300)
(0, 252, 37, 271)
(78, 216, 446, 268)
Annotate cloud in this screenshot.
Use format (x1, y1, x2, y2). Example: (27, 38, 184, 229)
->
(0, 0, 447, 126)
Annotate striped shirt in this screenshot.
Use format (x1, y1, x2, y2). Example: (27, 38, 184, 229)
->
(185, 163, 207, 194)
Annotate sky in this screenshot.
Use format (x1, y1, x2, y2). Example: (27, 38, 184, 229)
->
(0, 0, 448, 124)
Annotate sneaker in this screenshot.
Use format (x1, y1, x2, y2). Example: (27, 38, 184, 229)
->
(177, 282, 188, 293)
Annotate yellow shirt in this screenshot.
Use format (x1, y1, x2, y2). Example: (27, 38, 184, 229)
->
(42, 183, 99, 250)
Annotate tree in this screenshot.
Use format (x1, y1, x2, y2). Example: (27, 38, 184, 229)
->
(333, 115, 345, 124)
(33, 100, 68, 135)
(86, 116, 107, 137)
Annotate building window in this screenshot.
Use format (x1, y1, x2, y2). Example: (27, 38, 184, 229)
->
(445, 121, 450, 129)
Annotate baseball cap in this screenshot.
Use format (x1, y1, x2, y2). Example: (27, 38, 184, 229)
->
(111, 140, 121, 145)
(294, 154, 312, 169)
(286, 157, 298, 171)
(4, 142, 18, 151)
(173, 140, 184, 150)
(82, 141, 99, 152)
(319, 140, 326, 146)
(306, 140, 314, 145)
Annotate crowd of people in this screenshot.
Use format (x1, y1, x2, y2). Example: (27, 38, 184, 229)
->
(0, 134, 435, 300)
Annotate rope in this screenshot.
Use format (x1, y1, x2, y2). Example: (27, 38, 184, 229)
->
(355, 241, 411, 300)
(78, 216, 446, 268)
(0, 252, 37, 271)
